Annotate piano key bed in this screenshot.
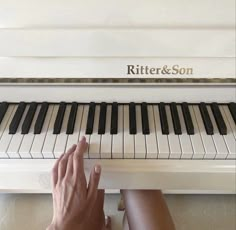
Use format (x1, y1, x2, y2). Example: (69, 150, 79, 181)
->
(0, 102, 235, 160)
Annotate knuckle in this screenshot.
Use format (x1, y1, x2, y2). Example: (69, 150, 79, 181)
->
(68, 154, 73, 162)
(58, 153, 65, 161)
(73, 153, 81, 161)
(72, 173, 77, 181)
(61, 179, 67, 186)
(54, 183, 60, 191)
(65, 150, 71, 156)
(78, 152, 84, 159)
(52, 165, 57, 174)
(87, 192, 97, 204)
(59, 158, 67, 165)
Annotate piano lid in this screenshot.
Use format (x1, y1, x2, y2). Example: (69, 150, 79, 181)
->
(0, 0, 235, 28)
(0, 0, 235, 83)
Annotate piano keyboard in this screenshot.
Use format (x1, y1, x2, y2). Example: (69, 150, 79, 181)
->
(0, 102, 235, 160)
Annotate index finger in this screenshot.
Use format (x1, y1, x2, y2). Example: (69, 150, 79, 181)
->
(73, 136, 88, 178)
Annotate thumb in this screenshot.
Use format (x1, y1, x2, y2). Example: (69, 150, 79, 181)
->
(87, 164, 101, 202)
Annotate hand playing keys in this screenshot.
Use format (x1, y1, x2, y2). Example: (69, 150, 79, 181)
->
(47, 137, 110, 230)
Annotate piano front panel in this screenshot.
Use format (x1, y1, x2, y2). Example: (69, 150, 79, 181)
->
(0, 159, 234, 193)
(1, 29, 235, 58)
(1, 57, 235, 79)
(0, 0, 235, 80)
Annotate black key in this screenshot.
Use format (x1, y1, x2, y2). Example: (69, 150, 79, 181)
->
(170, 103, 182, 135)
(181, 102, 194, 135)
(0, 102, 9, 125)
(53, 102, 66, 134)
(21, 102, 38, 134)
(9, 102, 26, 134)
(66, 102, 78, 134)
(86, 102, 96, 134)
(110, 102, 118, 135)
(141, 102, 150, 134)
(34, 102, 49, 134)
(199, 102, 213, 135)
(98, 102, 107, 134)
(159, 103, 169, 135)
(211, 103, 227, 135)
(228, 102, 236, 124)
(129, 102, 137, 134)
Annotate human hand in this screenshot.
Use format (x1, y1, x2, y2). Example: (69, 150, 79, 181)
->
(47, 137, 102, 230)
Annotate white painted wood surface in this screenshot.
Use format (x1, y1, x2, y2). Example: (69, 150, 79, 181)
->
(0, 0, 235, 28)
(0, 159, 235, 193)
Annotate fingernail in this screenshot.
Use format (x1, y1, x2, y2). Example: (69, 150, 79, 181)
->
(94, 165, 101, 174)
(81, 136, 86, 142)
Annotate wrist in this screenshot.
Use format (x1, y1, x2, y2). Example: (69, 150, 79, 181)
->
(46, 221, 68, 230)
(47, 219, 81, 230)
(46, 223, 56, 230)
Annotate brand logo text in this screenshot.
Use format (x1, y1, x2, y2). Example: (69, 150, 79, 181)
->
(127, 65, 193, 75)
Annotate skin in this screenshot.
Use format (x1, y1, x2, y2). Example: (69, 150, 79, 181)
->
(47, 137, 175, 230)
(122, 190, 176, 230)
(46, 137, 109, 230)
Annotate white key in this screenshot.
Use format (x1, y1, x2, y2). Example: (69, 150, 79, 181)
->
(0, 106, 17, 157)
(0, 105, 15, 158)
(89, 105, 101, 158)
(135, 105, 146, 158)
(153, 105, 169, 158)
(31, 105, 54, 157)
(207, 106, 228, 159)
(42, 105, 59, 158)
(189, 106, 205, 159)
(123, 105, 135, 158)
(166, 106, 181, 159)
(0, 105, 14, 138)
(223, 106, 236, 139)
(220, 106, 236, 159)
(193, 106, 216, 159)
(7, 105, 30, 158)
(19, 105, 42, 158)
(112, 105, 123, 158)
(66, 105, 83, 150)
(54, 105, 71, 158)
(79, 105, 90, 158)
(145, 106, 158, 158)
(177, 106, 193, 159)
(101, 105, 112, 159)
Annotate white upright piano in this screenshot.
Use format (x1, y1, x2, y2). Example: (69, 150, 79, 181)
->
(0, 0, 235, 193)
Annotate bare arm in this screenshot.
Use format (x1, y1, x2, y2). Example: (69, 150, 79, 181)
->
(122, 190, 175, 230)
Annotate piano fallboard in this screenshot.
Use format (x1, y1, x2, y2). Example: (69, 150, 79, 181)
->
(0, 83, 235, 103)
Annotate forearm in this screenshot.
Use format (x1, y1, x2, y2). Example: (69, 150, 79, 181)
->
(122, 190, 175, 230)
